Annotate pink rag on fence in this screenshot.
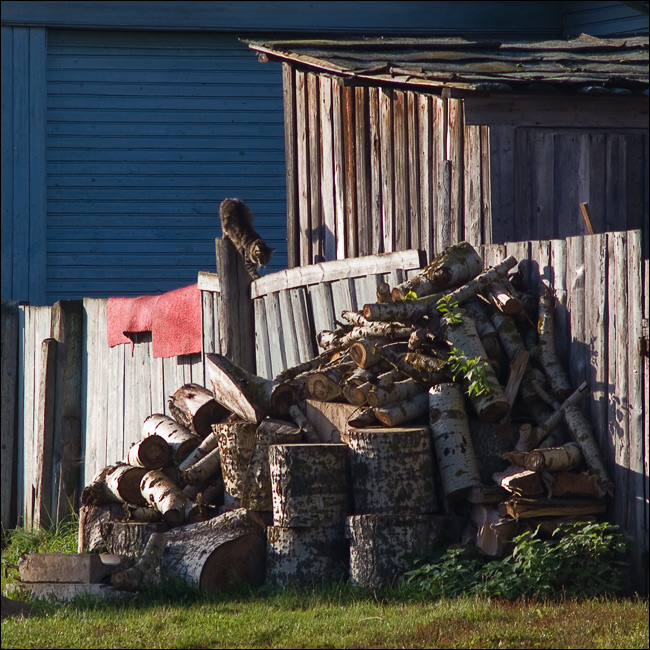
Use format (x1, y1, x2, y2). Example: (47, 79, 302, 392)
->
(106, 284, 202, 358)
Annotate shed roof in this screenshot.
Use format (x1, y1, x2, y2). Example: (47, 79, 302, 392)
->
(248, 33, 649, 95)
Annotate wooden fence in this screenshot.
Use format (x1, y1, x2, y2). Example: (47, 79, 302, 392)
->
(2, 231, 648, 591)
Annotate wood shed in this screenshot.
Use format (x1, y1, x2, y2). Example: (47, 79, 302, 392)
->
(247, 34, 649, 266)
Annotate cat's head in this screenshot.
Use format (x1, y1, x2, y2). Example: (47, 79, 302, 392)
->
(250, 240, 276, 266)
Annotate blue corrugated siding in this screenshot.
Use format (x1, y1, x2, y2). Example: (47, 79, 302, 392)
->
(46, 30, 287, 301)
(562, 1, 649, 36)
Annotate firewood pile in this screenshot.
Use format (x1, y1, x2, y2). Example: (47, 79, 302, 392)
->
(78, 241, 614, 592)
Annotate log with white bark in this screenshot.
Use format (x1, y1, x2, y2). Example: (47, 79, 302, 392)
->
(217, 420, 257, 506)
(346, 427, 437, 514)
(525, 442, 582, 472)
(465, 298, 501, 359)
(318, 323, 413, 351)
(276, 348, 343, 382)
(241, 418, 302, 512)
(180, 446, 222, 487)
(266, 523, 348, 587)
(348, 337, 389, 369)
(443, 310, 510, 423)
(104, 464, 148, 507)
(125, 435, 171, 471)
(269, 443, 351, 526)
(287, 404, 320, 443)
(206, 352, 296, 422)
(488, 280, 525, 315)
(167, 383, 229, 438)
(306, 365, 348, 401)
(532, 287, 573, 400)
(81, 466, 121, 507)
(140, 470, 192, 526)
(429, 383, 481, 500)
(366, 378, 427, 408)
(346, 514, 460, 589)
(391, 241, 483, 301)
(373, 392, 429, 427)
(142, 414, 201, 464)
(347, 407, 379, 429)
(401, 351, 448, 375)
(127, 506, 163, 523)
(110, 532, 166, 591)
(346, 368, 403, 406)
(177, 427, 221, 472)
(161, 508, 267, 592)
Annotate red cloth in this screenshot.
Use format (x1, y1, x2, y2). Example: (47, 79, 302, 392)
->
(107, 284, 202, 358)
(151, 284, 202, 359)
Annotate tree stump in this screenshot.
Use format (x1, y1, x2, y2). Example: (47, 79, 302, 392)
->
(77, 502, 126, 553)
(168, 383, 229, 438)
(266, 524, 348, 588)
(101, 521, 167, 557)
(429, 383, 482, 500)
(217, 420, 257, 507)
(161, 508, 266, 593)
(269, 443, 351, 527)
(346, 514, 461, 588)
(346, 427, 437, 514)
(241, 418, 302, 512)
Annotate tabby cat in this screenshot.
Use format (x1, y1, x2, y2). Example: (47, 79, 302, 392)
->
(219, 198, 276, 280)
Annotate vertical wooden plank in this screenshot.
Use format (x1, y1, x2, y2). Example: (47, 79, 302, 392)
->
(319, 75, 336, 262)
(514, 127, 533, 242)
(447, 98, 464, 244)
(480, 126, 492, 246)
(161, 356, 178, 416)
(254, 298, 273, 380)
(369, 87, 383, 255)
(342, 85, 357, 259)
(418, 95, 433, 260)
(290, 288, 316, 364)
(295, 69, 311, 267)
(21, 306, 36, 528)
(332, 80, 346, 260)
(353, 274, 380, 311)
(489, 126, 515, 244)
(201, 291, 215, 355)
(308, 73, 322, 263)
(122, 338, 139, 462)
(434, 97, 448, 254)
(550, 239, 569, 364)
(583, 234, 609, 456)
(528, 239, 551, 296)
(554, 133, 582, 240)
(1, 302, 19, 530)
(464, 125, 482, 248)
(33, 337, 56, 529)
(393, 89, 408, 252)
(331, 279, 356, 321)
(624, 133, 646, 237)
(626, 230, 645, 592)
(643, 257, 649, 575)
(278, 290, 301, 370)
(531, 130, 555, 241)
(264, 292, 287, 379)
(106, 342, 124, 466)
(282, 63, 299, 268)
(135, 334, 152, 449)
(379, 88, 394, 252)
(355, 86, 371, 257)
(309, 282, 336, 338)
(407, 92, 420, 253)
(583, 132, 606, 235)
(1, 28, 15, 298)
(566, 236, 587, 387)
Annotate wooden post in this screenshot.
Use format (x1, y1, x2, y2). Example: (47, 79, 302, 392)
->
(49, 300, 83, 525)
(215, 238, 255, 373)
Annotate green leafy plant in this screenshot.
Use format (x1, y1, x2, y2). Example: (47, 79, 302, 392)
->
(436, 295, 462, 324)
(447, 347, 494, 397)
(403, 289, 418, 302)
(402, 521, 628, 601)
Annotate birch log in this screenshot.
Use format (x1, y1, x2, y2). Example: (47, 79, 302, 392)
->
(110, 532, 166, 591)
(443, 310, 510, 422)
(366, 379, 427, 408)
(177, 427, 221, 472)
(525, 442, 582, 472)
(168, 383, 229, 438)
(140, 470, 191, 526)
(125, 435, 171, 471)
(104, 464, 148, 507)
(161, 508, 266, 592)
(217, 420, 257, 506)
(241, 418, 302, 512)
(391, 241, 483, 301)
(429, 383, 481, 500)
(346, 427, 437, 514)
(206, 352, 296, 422)
(373, 393, 429, 427)
(346, 514, 459, 588)
(180, 446, 222, 487)
(266, 524, 348, 587)
(142, 414, 201, 463)
(269, 443, 351, 527)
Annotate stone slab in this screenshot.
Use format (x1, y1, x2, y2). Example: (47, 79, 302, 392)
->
(18, 553, 128, 584)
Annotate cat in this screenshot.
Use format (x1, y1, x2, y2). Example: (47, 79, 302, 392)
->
(219, 198, 276, 280)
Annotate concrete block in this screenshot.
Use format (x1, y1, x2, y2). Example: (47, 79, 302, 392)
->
(17, 553, 128, 584)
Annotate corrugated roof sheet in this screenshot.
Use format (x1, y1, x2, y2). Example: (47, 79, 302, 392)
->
(247, 34, 649, 95)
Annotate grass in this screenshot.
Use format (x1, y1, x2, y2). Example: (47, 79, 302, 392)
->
(2, 520, 648, 650)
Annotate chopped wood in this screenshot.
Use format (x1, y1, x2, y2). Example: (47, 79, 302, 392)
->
(180, 446, 221, 487)
(488, 279, 525, 315)
(340, 310, 369, 326)
(349, 337, 389, 368)
(318, 322, 413, 350)
(366, 378, 427, 408)
(177, 427, 220, 472)
(373, 392, 429, 427)
(140, 470, 192, 527)
(303, 399, 360, 443)
(501, 497, 607, 520)
(402, 351, 448, 375)
(541, 471, 607, 499)
(142, 414, 201, 464)
(206, 352, 296, 422)
(104, 464, 148, 507)
(466, 484, 511, 505)
(376, 281, 392, 303)
(167, 383, 229, 438)
(288, 404, 320, 443)
(525, 442, 582, 472)
(111, 532, 166, 591)
(347, 407, 378, 429)
(306, 365, 351, 401)
(471, 505, 517, 558)
(125, 435, 171, 471)
(494, 467, 545, 496)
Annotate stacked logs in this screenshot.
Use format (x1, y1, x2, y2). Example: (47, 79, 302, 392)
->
(76, 240, 614, 592)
